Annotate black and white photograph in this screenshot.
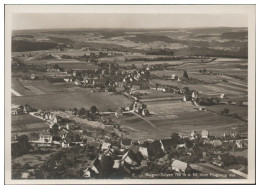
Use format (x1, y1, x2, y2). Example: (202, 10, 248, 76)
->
(4, 4, 256, 184)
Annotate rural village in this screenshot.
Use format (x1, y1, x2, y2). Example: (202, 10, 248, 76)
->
(11, 28, 248, 179)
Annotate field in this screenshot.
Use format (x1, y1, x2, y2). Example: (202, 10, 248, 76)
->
(119, 109, 246, 140)
(206, 104, 248, 121)
(26, 59, 98, 70)
(11, 114, 49, 140)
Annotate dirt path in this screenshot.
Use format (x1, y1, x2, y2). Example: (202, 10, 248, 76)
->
(130, 111, 157, 128)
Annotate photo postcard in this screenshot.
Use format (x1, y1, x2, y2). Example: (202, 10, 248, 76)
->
(4, 4, 256, 184)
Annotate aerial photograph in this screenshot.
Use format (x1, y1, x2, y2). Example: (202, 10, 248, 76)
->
(7, 6, 253, 182)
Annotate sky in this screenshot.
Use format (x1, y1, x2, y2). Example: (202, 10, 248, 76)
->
(12, 13, 248, 30)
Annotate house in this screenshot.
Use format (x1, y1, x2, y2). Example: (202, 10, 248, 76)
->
(171, 74, 176, 80)
(116, 82, 125, 88)
(113, 159, 121, 169)
(72, 70, 78, 77)
(83, 157, 101, 178)
(23, 104, 33, 113)
(121, 150, 141, 166)
(31, 74, 36, 80)
(141, 108, 149, 116)
(101, 142, 111, 151)
(171, 159, 191, 174)
(157, 87, 166, 92)
(64, 77, 73, 82)
(11, 105, 23, 115)
(74, 79, 81, 86)
(192, 91, 199, 100)
(235, 140, 243, 149)
(47, 68, 60, 72)
(212, 140, 222, 147)
(61, 137, 71, 148)
(220, 93, 225, 99)
(212, 156, 224, 167)
(58, 128, 69, 139)
(39, 131, 52, 143)
(190, 130, 197, 140)
(139, 147, 149, 159)
(201, 130, 209, 139)
(121, 138, 132, 149)
(21, 172, 30, 179)
(160, 139, 176, 152)
(176, 143, 187, 150)
(131, 85, 140, 91)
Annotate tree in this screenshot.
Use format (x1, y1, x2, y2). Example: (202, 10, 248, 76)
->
(72, 108, 78, 115)
(183, 70, 189, 79)
(221, 108, 230, 115)
(12, 135, 32, 157)
(53, 64, 60, 69)
(170, 132, 180, 140)
(66, 68, 73, 74)
(203, 69, 207, 74)
(78, 107, 86, 116)
(90, 106, 98, 114)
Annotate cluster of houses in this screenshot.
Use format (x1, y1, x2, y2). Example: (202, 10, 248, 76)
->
(11, 104, 34, 115)
(13, 102, 247, 179)
(82, 128, 247, 178)
(35, 121, 84, 148)
(82, 137, 194, 178)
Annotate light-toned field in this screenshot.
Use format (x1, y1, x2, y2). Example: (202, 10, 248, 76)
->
(147, 101, 196, 115)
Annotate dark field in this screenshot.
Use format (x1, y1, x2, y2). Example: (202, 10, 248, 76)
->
(11, 114, 49, 141)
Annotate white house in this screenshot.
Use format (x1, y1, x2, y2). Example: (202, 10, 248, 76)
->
(39, 131, 52, 143)
(171, 74, 176, 80)
(171, 159, 190, 173)
(201, 130, 209, 139)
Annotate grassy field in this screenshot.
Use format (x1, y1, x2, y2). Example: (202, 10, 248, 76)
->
(147, 101, 196, 115)
(12, 91, 131, 112)
(12, 77, 131, 112)
(11, 114, 49, 139)
(206, 104, 248, 121)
